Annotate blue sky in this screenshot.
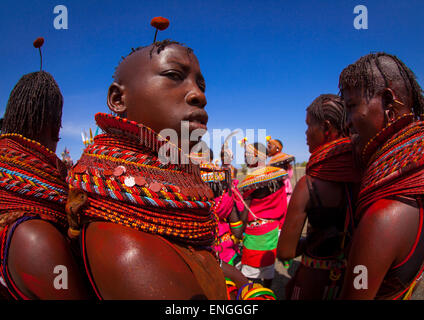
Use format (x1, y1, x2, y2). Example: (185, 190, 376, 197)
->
(0, 0, 423, 164)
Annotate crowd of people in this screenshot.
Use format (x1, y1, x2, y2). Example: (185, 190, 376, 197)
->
(0, 17, 423, 300)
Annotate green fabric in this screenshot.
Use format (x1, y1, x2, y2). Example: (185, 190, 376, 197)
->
(228, 253, 238, 266)
(243, 227, 279, 251)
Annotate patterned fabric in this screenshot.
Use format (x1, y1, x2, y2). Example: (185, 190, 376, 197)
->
(306, 137, 359, 183)
(0, 134, 68, 228)
(67, 113, 218, 246)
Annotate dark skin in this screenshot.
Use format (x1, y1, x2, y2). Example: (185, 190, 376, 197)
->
(6, 127, 91, 299)
(7, 220, 90, 299)
(86, 44, 248, 299)
(267, 140, 282, 157)
(339, 86, 419, 299)
(108, 44, 208, 149)
(276, 110, 348, 299)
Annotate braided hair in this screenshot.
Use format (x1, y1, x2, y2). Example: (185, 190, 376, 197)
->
(339, 52, 424, 119)
(1, 71, 63, 143)
(113, 39, 193, 80)
(306, 94, 346, 136)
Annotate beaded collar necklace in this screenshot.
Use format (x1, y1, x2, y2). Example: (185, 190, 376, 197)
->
(0, 133, 68, 227)
(67, 113, 219, 245)
(238, 166, 288, 192)
(361, 113, 414, 166)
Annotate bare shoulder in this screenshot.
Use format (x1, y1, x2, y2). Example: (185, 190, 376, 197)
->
(9, 219, 73, 264)
(355, 198, 420, 263)
(8, 219, 89, 299)
(84, 221, 206, 299)
(360, 198, 419, 232)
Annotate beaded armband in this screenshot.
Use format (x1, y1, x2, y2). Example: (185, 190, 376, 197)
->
(225, 279, 238, 300)
(236, 282, 277, 300)
(230, 220, 243, 229)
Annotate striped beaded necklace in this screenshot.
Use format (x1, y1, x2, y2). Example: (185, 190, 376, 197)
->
(0, 134, 68, 228)
(357, 116, 424, 217)
(238, 166, 288, 192)
(67, 113, 219, 246)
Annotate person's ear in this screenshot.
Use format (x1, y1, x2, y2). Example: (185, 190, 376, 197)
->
(107, 82, 127, 115)
(382, 88, 395, 109)
(381, 88, 398, 122)
(323, 120, 331, 137)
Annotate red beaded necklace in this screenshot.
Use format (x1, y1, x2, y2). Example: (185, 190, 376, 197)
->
(0, 134, 68, 229)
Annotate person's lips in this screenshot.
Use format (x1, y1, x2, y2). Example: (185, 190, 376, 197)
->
(185, 110, 208, 131)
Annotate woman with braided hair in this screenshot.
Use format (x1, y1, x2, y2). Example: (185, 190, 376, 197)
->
(238, 140, 288, 289)
(66, 20, 276, 300)
(0, 39, 91, 299)
(339, 53, 424, 300)
(277, 94, 360, 300)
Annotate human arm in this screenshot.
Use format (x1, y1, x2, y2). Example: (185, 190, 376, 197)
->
(220, 261, 249, 288)
(228, 204, 245, 239)
(276, 175, 309, 262)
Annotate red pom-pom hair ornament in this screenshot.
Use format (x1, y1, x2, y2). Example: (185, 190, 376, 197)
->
(150, 17, 170, 43)
(33, 37, 44, 48)
(33, 37, 44, 71)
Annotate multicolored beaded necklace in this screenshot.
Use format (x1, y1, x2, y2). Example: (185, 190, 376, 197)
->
(357, 114, 424, 217)
(268, 152, 294, 167)
(67, 113, 219, 246)
(0, 134, 68, 228)
(238, 166, 287, 192)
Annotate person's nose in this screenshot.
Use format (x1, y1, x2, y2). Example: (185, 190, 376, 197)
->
(185, 83, 207, 108)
